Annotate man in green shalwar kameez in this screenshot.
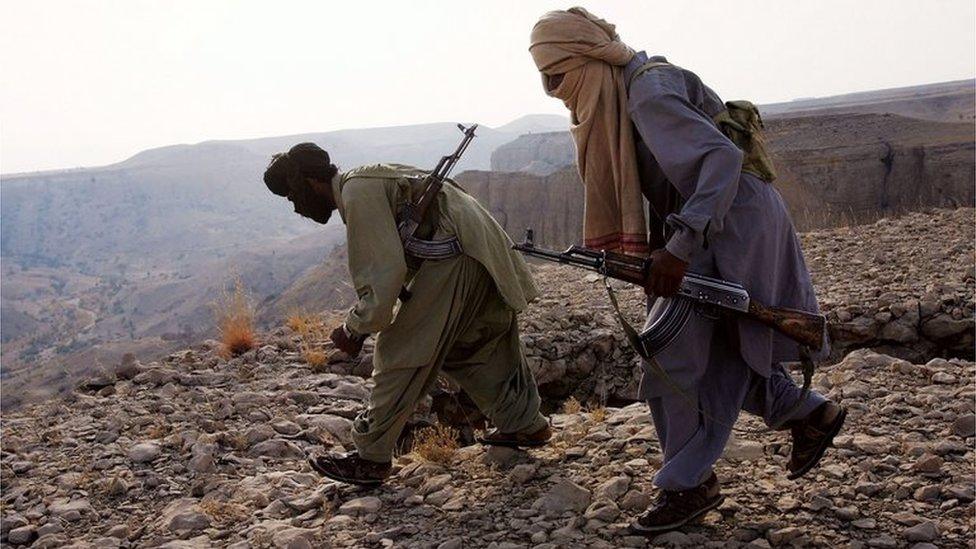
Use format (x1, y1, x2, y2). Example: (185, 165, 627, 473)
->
(263, 143, 550, 486)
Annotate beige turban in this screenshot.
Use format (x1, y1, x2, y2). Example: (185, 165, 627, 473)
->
(530, 7, 647, 256)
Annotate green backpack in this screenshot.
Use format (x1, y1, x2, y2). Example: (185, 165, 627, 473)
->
(628, 61, 778, 183)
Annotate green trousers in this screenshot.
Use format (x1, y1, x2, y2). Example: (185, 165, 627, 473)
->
(351, 255, 547, 462)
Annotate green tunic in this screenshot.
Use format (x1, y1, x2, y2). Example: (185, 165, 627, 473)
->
(331, 163, 539, 371)
(328, 164, 546, 461)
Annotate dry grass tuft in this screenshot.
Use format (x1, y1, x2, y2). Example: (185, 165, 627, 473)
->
(100, 475, 129, 498)
(561, 396, 582, 415)
(199, 499, 251, 526)
(145, 422, 171, 439)
(286, 309, 343, 369)
(214, 279, 257, 358)
(411, 424, 460, 464)
(587, 404, 607, 423)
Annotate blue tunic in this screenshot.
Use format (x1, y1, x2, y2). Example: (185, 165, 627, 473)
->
(624, 52, 828, 490)
(626, 52, 825, 397)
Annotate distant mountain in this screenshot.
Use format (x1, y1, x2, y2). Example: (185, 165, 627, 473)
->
(0, 113, 571, 400)
(762, 79, 974, 122)
(493, 114, 569, 135)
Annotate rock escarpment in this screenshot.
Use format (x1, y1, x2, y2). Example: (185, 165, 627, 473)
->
(458, 167, 584, 250)
(485, 113, 974, 246)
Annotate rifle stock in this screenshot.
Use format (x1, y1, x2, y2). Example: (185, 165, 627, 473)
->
(747, 301, 825, 351)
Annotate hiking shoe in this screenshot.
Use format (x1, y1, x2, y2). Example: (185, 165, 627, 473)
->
(787, 401, 847, 480)
(630, 473, 724, 535)
(478, 423, 552, 448)
(308, 451, 391, 487)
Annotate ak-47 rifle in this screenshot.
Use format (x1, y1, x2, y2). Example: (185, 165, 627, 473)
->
(397, 123, 478, 253)
(513, 229, 826, 354)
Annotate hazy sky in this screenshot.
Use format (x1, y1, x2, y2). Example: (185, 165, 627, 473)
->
(2, 0, 973, 174)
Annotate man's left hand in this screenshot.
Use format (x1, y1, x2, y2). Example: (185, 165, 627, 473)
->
(645, 248, 689, 297)
(330, 324, 365, 358)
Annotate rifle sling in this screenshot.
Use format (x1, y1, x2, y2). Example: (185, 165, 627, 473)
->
(602, 277, 812, 434)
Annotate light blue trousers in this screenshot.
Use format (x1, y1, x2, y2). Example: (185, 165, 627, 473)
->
(646, 328, 826, 490)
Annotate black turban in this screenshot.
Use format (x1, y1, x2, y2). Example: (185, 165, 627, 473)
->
(264, 142, 336, 196)
(263, 143, 338, 224)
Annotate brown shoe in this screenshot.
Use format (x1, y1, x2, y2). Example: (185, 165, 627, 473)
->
(308, 452, 391, 487)
(478, 423, 552, 448)
(630, 473, 724, 535)
(787, 401, 847, 480)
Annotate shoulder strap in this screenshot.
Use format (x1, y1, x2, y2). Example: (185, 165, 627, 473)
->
(627, 61, 671, 93)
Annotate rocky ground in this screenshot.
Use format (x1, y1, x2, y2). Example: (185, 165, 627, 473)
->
(1, 339, 973, 548)
(1, 208, 974, 548)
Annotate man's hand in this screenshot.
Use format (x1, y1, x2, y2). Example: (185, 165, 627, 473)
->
(330, 324, 365, 358)
(645, 248, 689, 297)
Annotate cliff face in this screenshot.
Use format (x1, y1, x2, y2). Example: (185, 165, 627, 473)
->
(457, 167, 584, 250)
(489, 131, 575, 175)
(484, 112, 975, 246)
(770, 114, 975, 225)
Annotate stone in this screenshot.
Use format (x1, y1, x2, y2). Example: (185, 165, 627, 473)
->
(482, 446, 521, 469)
(48, 498, 92, 521)
(853, 434, 893, 454)
(931, 372, 957, 384)
(128, 442, 161, 463)
(723, 437, 764, 461)
(903, 521, 939, 542)
(583, 500, 620, 522)
(867, 535, 898, 548)
(594, 476, 630, 501)
(951, 413, 975, 437)
(912, 453, 944, 475)
(114, 353, 142, 379)
(248, 439, 304, 459)
(419, 474, 452, 496)
(271, 419, 302, 436)
(160, 499, 211, 534)
(437, 538, 463, 549)
(8, 526, 37, 545)
(921, 315, 973, 339)
(620, 489, 652, 511)
(767, 527, 803, 545)
(652, 531, 691, 546)
(535, 479, 592, 515)
(338, 496, 382, 516)
(508, 463, 537, 484)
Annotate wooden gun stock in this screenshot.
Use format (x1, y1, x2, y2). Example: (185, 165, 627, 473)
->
(747, 301, 826, 351)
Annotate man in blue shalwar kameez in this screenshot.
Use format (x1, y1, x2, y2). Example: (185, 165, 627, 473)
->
(529, 7, 847, 534)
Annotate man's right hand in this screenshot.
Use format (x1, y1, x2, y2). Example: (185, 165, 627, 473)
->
(330, 324, 365, 358)
(645, 248, 688, 297)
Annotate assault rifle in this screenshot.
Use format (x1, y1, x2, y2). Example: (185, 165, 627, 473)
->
(513, 229, 825, 356)
(397, 123, 478, 254)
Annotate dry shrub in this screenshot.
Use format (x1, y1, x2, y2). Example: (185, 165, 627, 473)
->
(199, 499, 250, 526)
(304, 350, 329, 372)
(587, 404, 607, 423)
(214, 279, 256, 358)
(100, 475, 129, 498)
(145, 422, 170, 439)
(561, 396, 582, 414)
(286, 309, 343, 369)
(411, 424, 460, 464)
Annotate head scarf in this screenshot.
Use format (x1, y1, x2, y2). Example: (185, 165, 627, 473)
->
(263, 143, 336, 224)
(530, 7, 647, 256)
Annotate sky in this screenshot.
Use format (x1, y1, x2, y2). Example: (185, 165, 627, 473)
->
(1, 0, 974, 174)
